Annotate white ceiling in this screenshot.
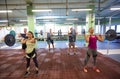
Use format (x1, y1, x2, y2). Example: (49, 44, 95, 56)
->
(0, 0, 120, 25)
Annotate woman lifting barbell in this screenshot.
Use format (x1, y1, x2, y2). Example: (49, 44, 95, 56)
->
(83, 27, 104, 73)
(21, 31, 39, 77)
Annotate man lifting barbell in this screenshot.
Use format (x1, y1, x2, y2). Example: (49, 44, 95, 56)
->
(68, 27, 77, 55)
(83, 27, 104, 73)
(46, 29, 55, 51)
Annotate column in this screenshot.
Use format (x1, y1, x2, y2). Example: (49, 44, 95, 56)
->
(85, 2, 95, 46)
(26, 1, 35, 34)
(86, 5, 95, 33)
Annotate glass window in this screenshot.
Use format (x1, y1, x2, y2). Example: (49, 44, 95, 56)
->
(111, 25, 115, 30)
(116, 25, 120, 33)
(106, 26, 109, 32)
(95, 25, 100, 33)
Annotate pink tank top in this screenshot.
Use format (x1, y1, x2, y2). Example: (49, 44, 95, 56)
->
(88, 35, 97, 50)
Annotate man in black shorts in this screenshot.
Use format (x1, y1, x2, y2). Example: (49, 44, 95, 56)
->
(46, 29, 54, 51)
(68, 27, 77, 55)
(20, 28, 27, 56)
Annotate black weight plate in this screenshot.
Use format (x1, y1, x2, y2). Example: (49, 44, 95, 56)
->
(105, 29, 116, 41)
(4, 34, 16, 46)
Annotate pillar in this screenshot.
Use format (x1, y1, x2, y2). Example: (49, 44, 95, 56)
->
(26, 1, 37, 47)
(26, 1, 35, 35)
(85, 1, 95, 46)
(86, 4, 95, 33)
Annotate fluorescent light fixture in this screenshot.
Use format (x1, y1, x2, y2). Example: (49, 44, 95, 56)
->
(0, 10, 12, 13)
(20, 20, 28, 22)
(110, 8, 120, 10)
(32, 9, 52, 12)
(39, 16, 56, 19)
(0, 20, 8, 22)
(72, 9, 92, 11)
(64, 23, 73, 24)
(66, 18, 78, 20)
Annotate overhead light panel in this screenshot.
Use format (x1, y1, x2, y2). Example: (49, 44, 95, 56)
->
(110, 8, 120, 10)
(66, 18, 78, 20)
(64, 23, 73, 24)
(0, 10, 12, 13)
(72, 9, 92, 11)
(32, 9, 52, 12)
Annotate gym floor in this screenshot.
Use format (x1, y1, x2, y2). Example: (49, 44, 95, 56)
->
(0, 40, 120, 79)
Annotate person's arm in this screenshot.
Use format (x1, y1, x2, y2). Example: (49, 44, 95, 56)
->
(30, 38, 36, 43)
(96, 35, 104, 42)
(21, 38, 27, 44)
(75, 30, 78, 35)
(84, 35, 89, 43)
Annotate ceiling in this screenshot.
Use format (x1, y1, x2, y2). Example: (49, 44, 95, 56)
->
(0, 0, 120, 25)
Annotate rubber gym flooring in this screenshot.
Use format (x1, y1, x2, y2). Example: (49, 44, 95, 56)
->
(0, 48, 120, 79)
(0, 40, 120, 79)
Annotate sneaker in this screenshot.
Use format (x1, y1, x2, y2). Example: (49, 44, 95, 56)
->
(35, 70, 39, 74)
(93, 66, 100, 73)
(68, 53, 70, 55)
(24, 71, 30, 77)
(74, 53, 76, 55)
(83, 67, 88, 72)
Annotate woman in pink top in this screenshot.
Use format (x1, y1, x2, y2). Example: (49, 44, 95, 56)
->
(83, 27, 104, 72)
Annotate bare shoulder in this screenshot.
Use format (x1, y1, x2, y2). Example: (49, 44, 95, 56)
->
(32, 38, 36, 40)
(85, 34, 90, 37)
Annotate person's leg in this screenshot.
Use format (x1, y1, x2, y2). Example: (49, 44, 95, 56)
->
(47, 40, 50, 51)
(92, 50, 100, 72)
(83, 48, 91, 72)
(26, 58, 30, 71)
(72, 42, 76, 54)
(33, 55, 39, 74)
(22, 44, 26, 61)
(51, 39, 54, 49)
(24, 57, 31, 77)
(92, 50, 97, 66)
(68, 42, 71, 54)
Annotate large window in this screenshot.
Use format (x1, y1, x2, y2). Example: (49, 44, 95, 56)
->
(111, 25, 115, 30)
(95, 25, 100, 33)
(106, 26, 109, 32)
(116, 25, 120, 33)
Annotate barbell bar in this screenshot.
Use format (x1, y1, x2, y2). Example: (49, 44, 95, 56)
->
(4, 29, 117, 46)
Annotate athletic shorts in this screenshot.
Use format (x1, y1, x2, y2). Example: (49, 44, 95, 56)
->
(87, 48, 97, 57)
(22, 43, 27, 50)
(69, 42, 75, 47)
(46, 38, 54, 44)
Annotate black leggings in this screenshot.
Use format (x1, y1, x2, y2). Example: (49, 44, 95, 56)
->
(26, 49, 38, 68)
(26, 56, 38, 68)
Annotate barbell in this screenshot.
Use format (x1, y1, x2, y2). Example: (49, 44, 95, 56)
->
(4, 29, 117, 46)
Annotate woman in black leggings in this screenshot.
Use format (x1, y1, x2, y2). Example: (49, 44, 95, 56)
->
(21, 31, 38, 77)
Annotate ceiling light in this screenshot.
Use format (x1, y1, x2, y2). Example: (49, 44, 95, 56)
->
(66, 18, 78, 20)
(110, 8, 120, 10)
(64, 23, 73, 24)
(71, 9, 92, 11)
(0, 20, 8, 22)
(0, 10, 12, 13)
(32, 9, 52, 12)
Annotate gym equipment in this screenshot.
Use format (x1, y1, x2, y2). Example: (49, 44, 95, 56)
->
(9, 30, 16, 37)
(3, 29, 117, 46)
(105, 29, 117, 41)
(4, 34, 16, 46)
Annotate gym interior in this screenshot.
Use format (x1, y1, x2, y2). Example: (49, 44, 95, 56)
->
(0, 0, 120, 79)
